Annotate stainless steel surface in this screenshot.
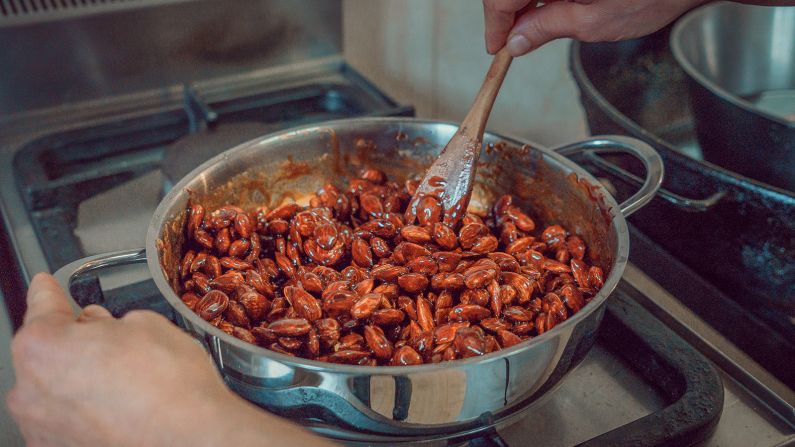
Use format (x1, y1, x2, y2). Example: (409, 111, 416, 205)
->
(622, 263, 795, 427)
(0, 0, 191, 27)
(552, 136, 663, 217)
(671, 3, 795, 122)
(617, 266, 795, 446)
(670, 2, 795, 191)
(498, 343, 663, 447)
(51, 118, 661, 437)
(310, 341, 667, 446)
(0, 0, 342, 114)
(53, 249, 148, 312)
(583, 151, 727, 212)
(503, 347, 795, 447)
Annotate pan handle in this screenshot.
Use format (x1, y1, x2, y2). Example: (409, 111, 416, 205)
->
(582, 150, 726, 212)
(552, 135, 664, 217)
(52, 248, 148, 311)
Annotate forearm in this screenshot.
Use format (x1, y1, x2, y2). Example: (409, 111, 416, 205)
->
(8, 274, 338, 447)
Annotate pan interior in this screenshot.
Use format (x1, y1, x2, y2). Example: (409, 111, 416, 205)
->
(155, 122, 617, 300)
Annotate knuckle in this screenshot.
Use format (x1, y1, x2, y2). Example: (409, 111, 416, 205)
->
(522, 18, 547, 46)
(10, 324, 49, 362)
(570, 7, 603, 41)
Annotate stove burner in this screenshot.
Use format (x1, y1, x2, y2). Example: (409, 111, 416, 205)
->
(11, 74, 412, 277)
(160, 121, 280, 193)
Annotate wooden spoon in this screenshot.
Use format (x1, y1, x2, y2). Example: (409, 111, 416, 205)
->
(407, 46, 513, 227)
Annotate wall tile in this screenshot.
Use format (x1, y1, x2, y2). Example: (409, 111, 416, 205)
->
(343, 0, 435, 117)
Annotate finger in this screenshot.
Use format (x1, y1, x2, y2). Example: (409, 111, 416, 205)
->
(77, 304, 112, 322)
(505, 2, 591, 56)
(483, 0, 535, 53)
(24, 272, 75, 326)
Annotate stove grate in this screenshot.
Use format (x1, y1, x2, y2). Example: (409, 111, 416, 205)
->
(7, 69, 412, 329)
(12, 78, 411, 272)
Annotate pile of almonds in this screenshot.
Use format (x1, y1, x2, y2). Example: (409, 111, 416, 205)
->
(178, 169, 605, 366)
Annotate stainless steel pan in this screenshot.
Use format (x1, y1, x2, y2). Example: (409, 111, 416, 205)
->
(54, 118, 662, 442)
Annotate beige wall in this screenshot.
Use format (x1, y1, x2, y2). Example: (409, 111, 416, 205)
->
(343, 0, 588, 147)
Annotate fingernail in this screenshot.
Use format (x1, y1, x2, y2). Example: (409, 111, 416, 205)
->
(506, 34, 532, 56)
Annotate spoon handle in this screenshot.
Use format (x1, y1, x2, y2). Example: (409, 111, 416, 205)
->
(460, 47, 513, 138)
(407, 46, 514, 227)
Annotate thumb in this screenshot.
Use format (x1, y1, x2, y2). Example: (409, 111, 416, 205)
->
(23, 273, 75, 326)
(505, 2, 591, 56)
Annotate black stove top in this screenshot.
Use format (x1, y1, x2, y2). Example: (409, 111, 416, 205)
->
(570, 28, 795, 391)
(12, 73, 412, 276)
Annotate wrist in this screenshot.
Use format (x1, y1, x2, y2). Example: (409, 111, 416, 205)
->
(142, 385, 242, 447)
(166, 388, 336, 447)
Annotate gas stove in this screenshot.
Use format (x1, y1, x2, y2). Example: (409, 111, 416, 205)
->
(1, 2, 794, 445)
(1, 63, 794, 447)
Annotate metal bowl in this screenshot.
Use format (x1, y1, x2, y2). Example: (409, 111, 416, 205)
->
(671, 2, 795, 191)
(55, 118, 662, 442)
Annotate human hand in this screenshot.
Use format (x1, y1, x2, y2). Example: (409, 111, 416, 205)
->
(483, 0, 708, 56)
(7, 273, 336, 447)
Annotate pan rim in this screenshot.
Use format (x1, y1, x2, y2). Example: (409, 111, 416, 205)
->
(145, 117, 629, 374)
